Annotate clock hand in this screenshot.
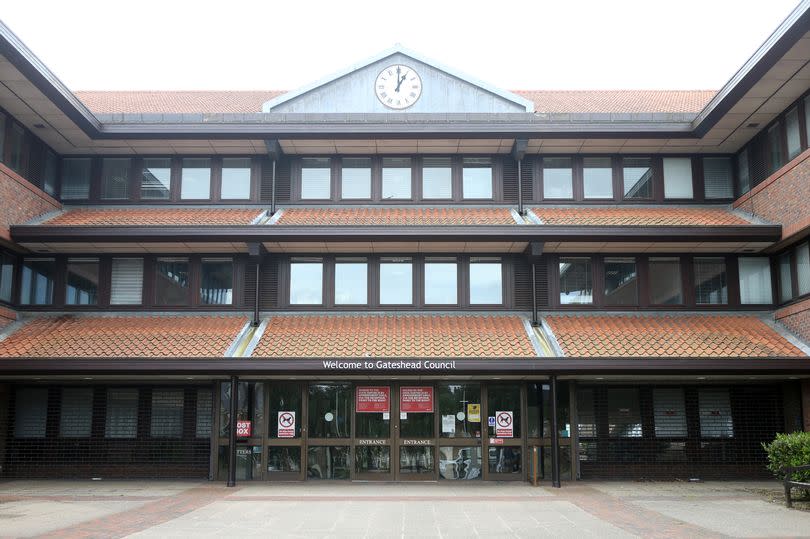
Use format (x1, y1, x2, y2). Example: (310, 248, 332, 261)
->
(395, 71, 407, 92)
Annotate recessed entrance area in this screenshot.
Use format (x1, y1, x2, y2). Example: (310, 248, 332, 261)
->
(214, 380, 573, 482)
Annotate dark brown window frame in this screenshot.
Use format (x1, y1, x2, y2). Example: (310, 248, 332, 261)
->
(0, 104, 62, 197)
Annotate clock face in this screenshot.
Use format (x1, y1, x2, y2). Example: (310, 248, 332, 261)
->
(374, 64, 422, 110)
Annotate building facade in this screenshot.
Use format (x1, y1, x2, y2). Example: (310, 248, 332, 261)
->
(1, 4, 810, 485)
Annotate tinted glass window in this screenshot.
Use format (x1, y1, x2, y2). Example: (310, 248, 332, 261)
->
(200, 258, 233, 305)
(422, 157, 452, 199)
(59, 387, 93, 438)
(335, 259, 368, 305)
(703, 157, 733, 199)
(101, 158, 130, 200)
(737, 149, 750, 194)
(543, 157, 573, 199)
(61, 158, 92, 199)
(341, 158, 371, 199)
(290, 259, 323, 305)
(141, 158, 171, 200)
(15, 388, 47, 438)
(154, 258, 190, 306)
(608, 388, 642, 437)
(649, 257, 682, 305)
(105, 389, 138, 438)
(603, 257, 638, 306)
(151, 389, 184, 438)
(379, 258, 412, 304)
(786, 107, 801, 160)
(382, 157, 411, 199)
(43, 150, 58, 195)
(181, 158, 211, 199)
(65, 258, 99, 305)
(623, 157, 653, 199)
(308, 383, 351, 438)
(469, 258, 502, 304)
(779, 253, 793, 303)
(583, 157, 613, 199)
(767, 124, 783, 173)
(8, 123, 24, 173)
(20, 258, 55, 305)
(797, 243, 810, 296)
(424, 259, 457, 304)
(462, 158, 492, 199)
(559, 257, 592, 305)
(221, 158, 251, 199)
(695, 257, 727, 305)
(0, 252, 13, 303)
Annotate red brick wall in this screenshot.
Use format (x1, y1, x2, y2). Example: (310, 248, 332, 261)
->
(734, 148, 810, 242)
(775, 297, 810, 343)
(0, 162, 60, 243)
(0, 306, 15, 331)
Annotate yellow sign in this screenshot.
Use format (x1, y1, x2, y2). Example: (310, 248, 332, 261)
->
(467, 403, 481, 422)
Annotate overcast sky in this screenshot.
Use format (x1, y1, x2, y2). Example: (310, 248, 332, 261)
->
(1, 0, 801, 91)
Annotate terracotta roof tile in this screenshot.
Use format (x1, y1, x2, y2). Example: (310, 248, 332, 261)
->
(531, 207, 750, 226)
(545, 315, 805, 358)
(275, 207, 516, 226)
(75, 90, 715, 115)
(42, 208, 263, 226)
(0, 315, 246, 358)
(251, 315, 535, 357)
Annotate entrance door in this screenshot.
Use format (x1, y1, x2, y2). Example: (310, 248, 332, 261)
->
(396, 384, 437, 480)
(484, 384, 525, 480)
(354, 385, 393, 480)
(266, 382, 305, 481)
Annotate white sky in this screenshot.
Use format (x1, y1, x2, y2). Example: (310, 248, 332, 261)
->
(1, 0, 802, 91)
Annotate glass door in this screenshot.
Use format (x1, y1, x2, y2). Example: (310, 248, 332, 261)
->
(437, 383, 483, 481)
(306, 383, 352, 480)
(266, 382, 305, 481)
(354, 385, 393, 480)
(484, 383, 525, 480)
(396, 384, 437, 480)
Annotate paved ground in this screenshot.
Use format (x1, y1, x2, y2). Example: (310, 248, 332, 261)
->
(0, 480, 808, 538)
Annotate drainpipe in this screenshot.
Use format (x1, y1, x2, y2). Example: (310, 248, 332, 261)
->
(227, 375, 238, 487)
(517, 159, 524, 216)
(252, 260, 261, 327)
(550, 375, 561, 488)
(531, 260, 539, 326)
(270, 159, 277, 216)
(511, 138, 527, 216)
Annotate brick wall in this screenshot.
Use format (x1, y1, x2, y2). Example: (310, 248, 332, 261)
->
(775, 297, 810, 343)
(734, 148, 810, 243)
(0, 162, 60, 244)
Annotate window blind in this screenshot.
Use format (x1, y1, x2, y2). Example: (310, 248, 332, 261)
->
(59, 387, 93, 437)
(150, 389, 184, 438)
(653, 388, 687, 437)
(699, 389, 733, 438)
(663, 158, 693, 199)
(703, 157, 733, 199)
(14, 388, 47, 438)
(110, 258, 143, 305)
(60, 159, 92, 199)
(738, 257, 773, 305)
(105, 389, 138, 438)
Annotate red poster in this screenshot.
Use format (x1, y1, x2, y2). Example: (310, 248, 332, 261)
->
(236, 420, 252, 437)
(400, 386, 434, 413)
(356, 386, 390, 413)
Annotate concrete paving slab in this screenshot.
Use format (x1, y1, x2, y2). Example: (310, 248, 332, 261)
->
(0, 479, 203, 498)
(0, 499, 148, 538)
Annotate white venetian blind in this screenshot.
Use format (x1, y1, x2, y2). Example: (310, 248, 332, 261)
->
(110, 258, 144, 305)
(663, 158, 693, 199)
(703, 157, 734, 199)
(738, 257, 773, 305)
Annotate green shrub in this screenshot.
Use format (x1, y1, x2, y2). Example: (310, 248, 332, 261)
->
(762, 432, 810, 482)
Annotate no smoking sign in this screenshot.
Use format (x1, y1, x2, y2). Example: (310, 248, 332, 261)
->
(495, 411, 513, 438)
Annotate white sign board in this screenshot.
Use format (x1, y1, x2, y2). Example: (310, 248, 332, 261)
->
(278, 411, 296, 438)
(495, 411, 513, 438)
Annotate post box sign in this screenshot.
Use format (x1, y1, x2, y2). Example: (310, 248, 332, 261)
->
(400, 386, 434, 413)
(277, 411, 296, 438)
(236, 420, 252, 438)
(356, 386, 390, 413)
(495, 411, 513, 438)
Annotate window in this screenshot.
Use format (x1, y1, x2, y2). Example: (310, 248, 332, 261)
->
(105, 389, 138, 438)
(649, 257, 682, 305)
(623, 157, 653, 199)
(8, 123, 24, 173)
(543, 157, 573, 199)
(379, 257, 412, 304)
(382, 157, 411, 199)
(150, 389, 184, 438)
(110, 258, 143, 305)
(20, 258, 54, 305)
(737, 149, 750, 194)
(65, 258, 99, 305)
(607, 388, 641, 438)
(797, 243, 810, 296)
(181, 158, 211, 199)
(422, 157, 452, 199)
(0, 252, 13, 303)
(60, 158, 91, 199)
(200, 258, 233, 305)
(469, 258, 502, 304)
(806, 96, 810, 146)
(14, 388, 47, 438)
(462, 157, 493, 199)
(424, 258, 457, 304)
(583, 157, 613, 199)
(703, 157, 733, 199)
(0, 113, 5, 163)
(100, 158, 130, 200)
(559, 258, 592, 305)
(663, 157, 693, 199)
(221, 158, 251, 199)
(694, 257, 727, 305)
(786, 107, 801, 160)
(779, 253, 793, 303)
(341, 158, 371, 199)
(59, 388, 93, 438)
(154, 257, 190, 306)
(335, 258, 368, 305)
(308, 383, 351, 438)
(767, 123, 783, 173)
(290, 258, 323, 305)
(699, 389, 733, 438)
(300, 158, 331, 199)
(603, 257, 638, 306)
(653, 388, 687, 438)
(43, 150, 58, 196)
(141, 158, 171, 200)
(738, 257, 772, 304)
(196, 388, 213, 438)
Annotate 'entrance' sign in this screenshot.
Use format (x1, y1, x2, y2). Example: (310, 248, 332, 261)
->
(356, 386, 391, 413)
(400, 386, 434, 413)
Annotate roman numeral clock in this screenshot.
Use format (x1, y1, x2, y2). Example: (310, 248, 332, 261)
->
(375, 64, 422, 109)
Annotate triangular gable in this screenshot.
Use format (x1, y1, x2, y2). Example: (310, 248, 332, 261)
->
(262, 45, 534, 114)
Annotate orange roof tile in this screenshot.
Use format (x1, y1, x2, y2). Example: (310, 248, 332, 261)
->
(74, 90, 715, 115)
(545, 315, 805, 358)
(275, 207, 516, 226)
(251, 315, 535, 357)
(531, 207, 750, 226)
(42, 208, 263, 226)
(0, 315, 245, 358)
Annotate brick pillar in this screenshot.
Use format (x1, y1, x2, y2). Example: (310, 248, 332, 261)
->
(803, 380, 810, 432)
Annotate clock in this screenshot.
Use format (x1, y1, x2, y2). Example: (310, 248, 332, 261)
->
(374, 64, 422, 110)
